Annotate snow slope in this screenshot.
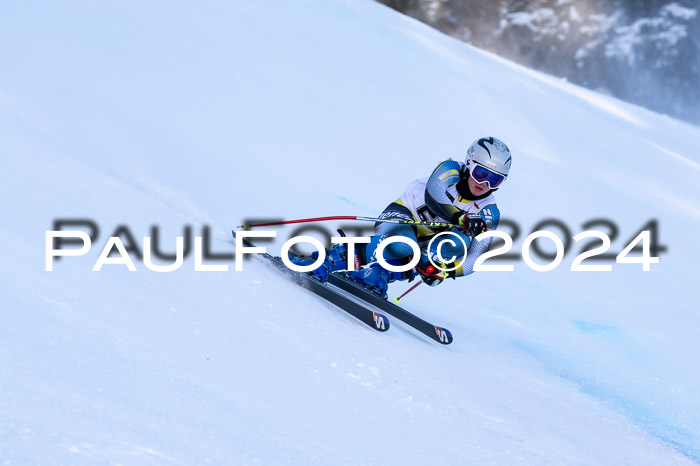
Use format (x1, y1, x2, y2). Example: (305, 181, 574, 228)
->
(1, 0, 700, 463)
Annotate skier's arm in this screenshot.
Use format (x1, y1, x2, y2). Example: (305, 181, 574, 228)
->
(455, 204, 501, 277)
(424, 160, 463, 223)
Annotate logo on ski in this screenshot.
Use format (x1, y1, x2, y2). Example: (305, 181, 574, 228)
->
(373, 312, 387, 330)
(435, 326, 450, 343)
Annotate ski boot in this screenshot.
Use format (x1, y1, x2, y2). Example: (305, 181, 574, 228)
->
(289, 243, 350, 282)
(345, 261, 415, 298)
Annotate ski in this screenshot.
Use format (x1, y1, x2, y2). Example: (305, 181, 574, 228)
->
(327, 272, 453, 345)
(232, 231, 389, 332)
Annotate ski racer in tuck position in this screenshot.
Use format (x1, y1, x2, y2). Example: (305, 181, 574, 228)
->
(293, 137, 512, 297)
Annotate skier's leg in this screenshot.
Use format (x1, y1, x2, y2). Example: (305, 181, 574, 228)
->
(357, 201, 418, 263)
(289, 201, 420, 287)
(347, 202, 419, 296)
(425, 229, 471, 265)
(360, 221, 417, 263)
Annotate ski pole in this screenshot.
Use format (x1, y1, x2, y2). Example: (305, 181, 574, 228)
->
(393, 281, 422, 303)
(237, 215, 459, 231)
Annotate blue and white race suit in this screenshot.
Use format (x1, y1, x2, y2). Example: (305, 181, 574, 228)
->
(372, 159, 500, 277)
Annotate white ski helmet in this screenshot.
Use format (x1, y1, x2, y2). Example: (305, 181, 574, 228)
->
(466, 137, 512, 177)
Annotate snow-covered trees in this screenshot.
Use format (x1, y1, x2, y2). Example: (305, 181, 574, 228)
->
(379, 0, 700, 123)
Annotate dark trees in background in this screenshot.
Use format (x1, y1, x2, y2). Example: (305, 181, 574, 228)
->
(379, 0, 700, 124)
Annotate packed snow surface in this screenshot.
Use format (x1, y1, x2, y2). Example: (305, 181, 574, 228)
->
(1, 0, 699, 464)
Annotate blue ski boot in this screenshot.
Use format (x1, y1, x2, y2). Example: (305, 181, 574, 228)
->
(289, 243, 350, 282)
(346, 261, 415, 298)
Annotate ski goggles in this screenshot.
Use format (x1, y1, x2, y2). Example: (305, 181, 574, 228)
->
(468, 163, 507, 188)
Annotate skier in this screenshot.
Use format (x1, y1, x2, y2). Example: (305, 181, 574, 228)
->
(293, 137, 512, 297)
